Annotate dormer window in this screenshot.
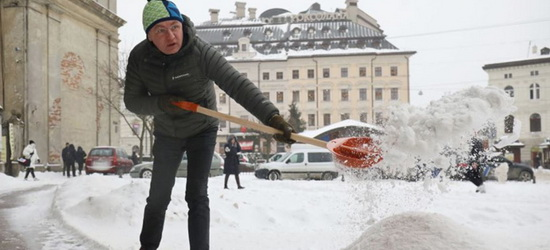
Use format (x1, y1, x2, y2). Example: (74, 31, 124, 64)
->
(292, 27, 301, 39)
(243, 29, 252, 37)
(321, 26, 331, 36)
(222, 30, 231, 41)
(307, 27, 316, 37)
(338, 25, 348, 34)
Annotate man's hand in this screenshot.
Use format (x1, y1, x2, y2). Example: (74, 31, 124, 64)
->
(268, 114, 296, 144)
(158, 95, 187, 116)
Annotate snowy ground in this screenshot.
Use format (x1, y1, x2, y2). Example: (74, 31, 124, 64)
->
(1, 170, 549, 250)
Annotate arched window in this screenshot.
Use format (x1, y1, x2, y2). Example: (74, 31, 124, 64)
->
(530, 113, 541, 132)
(307, 27, 316, 37)
(504, 115, 514, 133)
(530, 83, 540, 100)
(504, 86, 514, 97)
(338, 25, 348, 34)
(291, 27, 301, 39)
(321, 26, 330, 36)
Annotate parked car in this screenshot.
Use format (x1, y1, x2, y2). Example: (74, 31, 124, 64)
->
(85, 146, 134, 176)
(255, 145, 339, 181)
(268, 152, 286, 162)
(485, 155, 535, 183)
(129, 152, 224, 178)
(237, 153, 255, 172)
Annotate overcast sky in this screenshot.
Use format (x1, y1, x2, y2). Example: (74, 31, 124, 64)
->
(117, 0, 550, 107)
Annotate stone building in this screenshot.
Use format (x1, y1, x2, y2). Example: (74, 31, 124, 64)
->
(483, 47, 550, 167)
(195, 0, 415, 153)
(0, 0, 125, 167)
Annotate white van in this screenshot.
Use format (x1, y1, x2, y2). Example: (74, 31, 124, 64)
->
(254, 144, 339, 181)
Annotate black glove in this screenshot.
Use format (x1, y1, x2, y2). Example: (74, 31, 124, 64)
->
(158, 95, 187, 116)
(268, 114, 296, 144)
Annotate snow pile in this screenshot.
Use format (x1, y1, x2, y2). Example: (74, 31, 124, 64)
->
(344, 212, 489, 250)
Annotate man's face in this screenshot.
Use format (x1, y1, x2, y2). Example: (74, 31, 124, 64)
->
(147, 20, 183, 55)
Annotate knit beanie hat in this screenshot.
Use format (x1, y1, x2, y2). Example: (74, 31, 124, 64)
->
(142, 0, 184, 34)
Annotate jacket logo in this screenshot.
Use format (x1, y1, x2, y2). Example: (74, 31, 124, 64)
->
(172, 73, 190, 80)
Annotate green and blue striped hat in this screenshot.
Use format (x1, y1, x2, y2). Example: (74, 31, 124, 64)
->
(142, 0, 184, 34)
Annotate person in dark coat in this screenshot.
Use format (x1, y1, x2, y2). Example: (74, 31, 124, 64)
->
(131, 151, 140, 165)
(123, 1, 295, 249)
(464, 137, 486, 193)
(65, 144, 77, 177)
(75, 146, 87, 175)
(223, 135, 244, 190)
(61, 142, 69, 176)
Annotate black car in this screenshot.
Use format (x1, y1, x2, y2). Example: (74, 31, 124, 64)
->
(485, 156, 536, 183)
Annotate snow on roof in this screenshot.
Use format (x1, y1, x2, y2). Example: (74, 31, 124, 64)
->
(299, 119, 383, 138)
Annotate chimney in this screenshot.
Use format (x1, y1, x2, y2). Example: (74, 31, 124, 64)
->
(235, 2, 246, 19)
(209, 9, 219, 23)
(248, 8, 257, 19)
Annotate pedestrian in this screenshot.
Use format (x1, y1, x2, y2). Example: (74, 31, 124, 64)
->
(223, 135, 244, 190)
(123, 1, 295, 249)
(61, 142, 69, 176)
(132, 150, 140, 165)
(22, 140, 40, 181)
(65, 144, 77, 177)
(464, 137, 486, 193)
(75, 146, 87, 175)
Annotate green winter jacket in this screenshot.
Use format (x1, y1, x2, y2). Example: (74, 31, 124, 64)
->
(124, 15, 279, 139)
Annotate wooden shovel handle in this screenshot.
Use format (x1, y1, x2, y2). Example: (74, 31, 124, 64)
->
(172, 101, 328, 148)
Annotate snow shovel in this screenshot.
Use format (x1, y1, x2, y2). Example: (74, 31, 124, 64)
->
(172, 101, 383, 168)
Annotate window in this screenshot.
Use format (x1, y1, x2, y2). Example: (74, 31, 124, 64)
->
(530, 113, 541, 132)
(219, 93, 227, 104)
(241, 44, 247, 52)
(504, 73, 513, 79)
(323, 89, 331, 101)
(276, 72, 283, 80)
(530, 70, 539, 76)
(504, 115, 514, 134)
(359, 88, 367, 101)
(391, 66, 398, 76)
(288, 153, 304, 163)
(340, 113, 350, 120)
(530, 83, 540, 99)
(375, 67, 382, 77)
(375, 88, 383, 101)
(323, 114, 331, 126)
(504, 86, 514, 97)
(263, 92, 270, 100)
(359, 67, 367, 77)
(263, 72, 270, 80)
(308, 90, 315, 102)
(323, 68, 330, 78)
(341, 89, 349, 101)
(292, 91, 300, 102)
(308, 69, 315, 79)
(360, 112, 368, 123)
(292, 70, 299, 79)
(276, 91, 284, 103)
(308, 152, 332, 163)
(391, 88, 399, 100)
(341, 67, 348, 78)
(308, 114, 315, 126)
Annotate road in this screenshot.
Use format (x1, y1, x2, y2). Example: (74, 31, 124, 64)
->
(0, 185, 108, 250)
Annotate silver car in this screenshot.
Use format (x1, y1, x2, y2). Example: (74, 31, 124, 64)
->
(129, 152, 224, 178)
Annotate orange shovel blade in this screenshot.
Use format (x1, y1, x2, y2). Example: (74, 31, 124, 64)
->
(327, 137, 383, 169)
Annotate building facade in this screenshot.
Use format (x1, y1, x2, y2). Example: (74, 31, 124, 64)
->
(0, 0, 125, 166)
(194, 0, 415, 154)
(483, 48, 550, 167)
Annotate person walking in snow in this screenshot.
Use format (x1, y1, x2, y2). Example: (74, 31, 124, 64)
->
(124, 1, 295, 249)
(223, 135, 244, 190)
(61, 142, 70, 176)
(22, 140, 40, 181)
(75, 146, 87, 175)
(65, 144, 77, 177)
(464, 137, 486, 193)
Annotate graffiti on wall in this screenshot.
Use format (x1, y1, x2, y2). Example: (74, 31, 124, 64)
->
(48, 98, 62, 128)
(61, 52, 84, 90)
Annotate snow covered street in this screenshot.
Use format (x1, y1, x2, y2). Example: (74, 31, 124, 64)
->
(1, 171, 549, 250)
